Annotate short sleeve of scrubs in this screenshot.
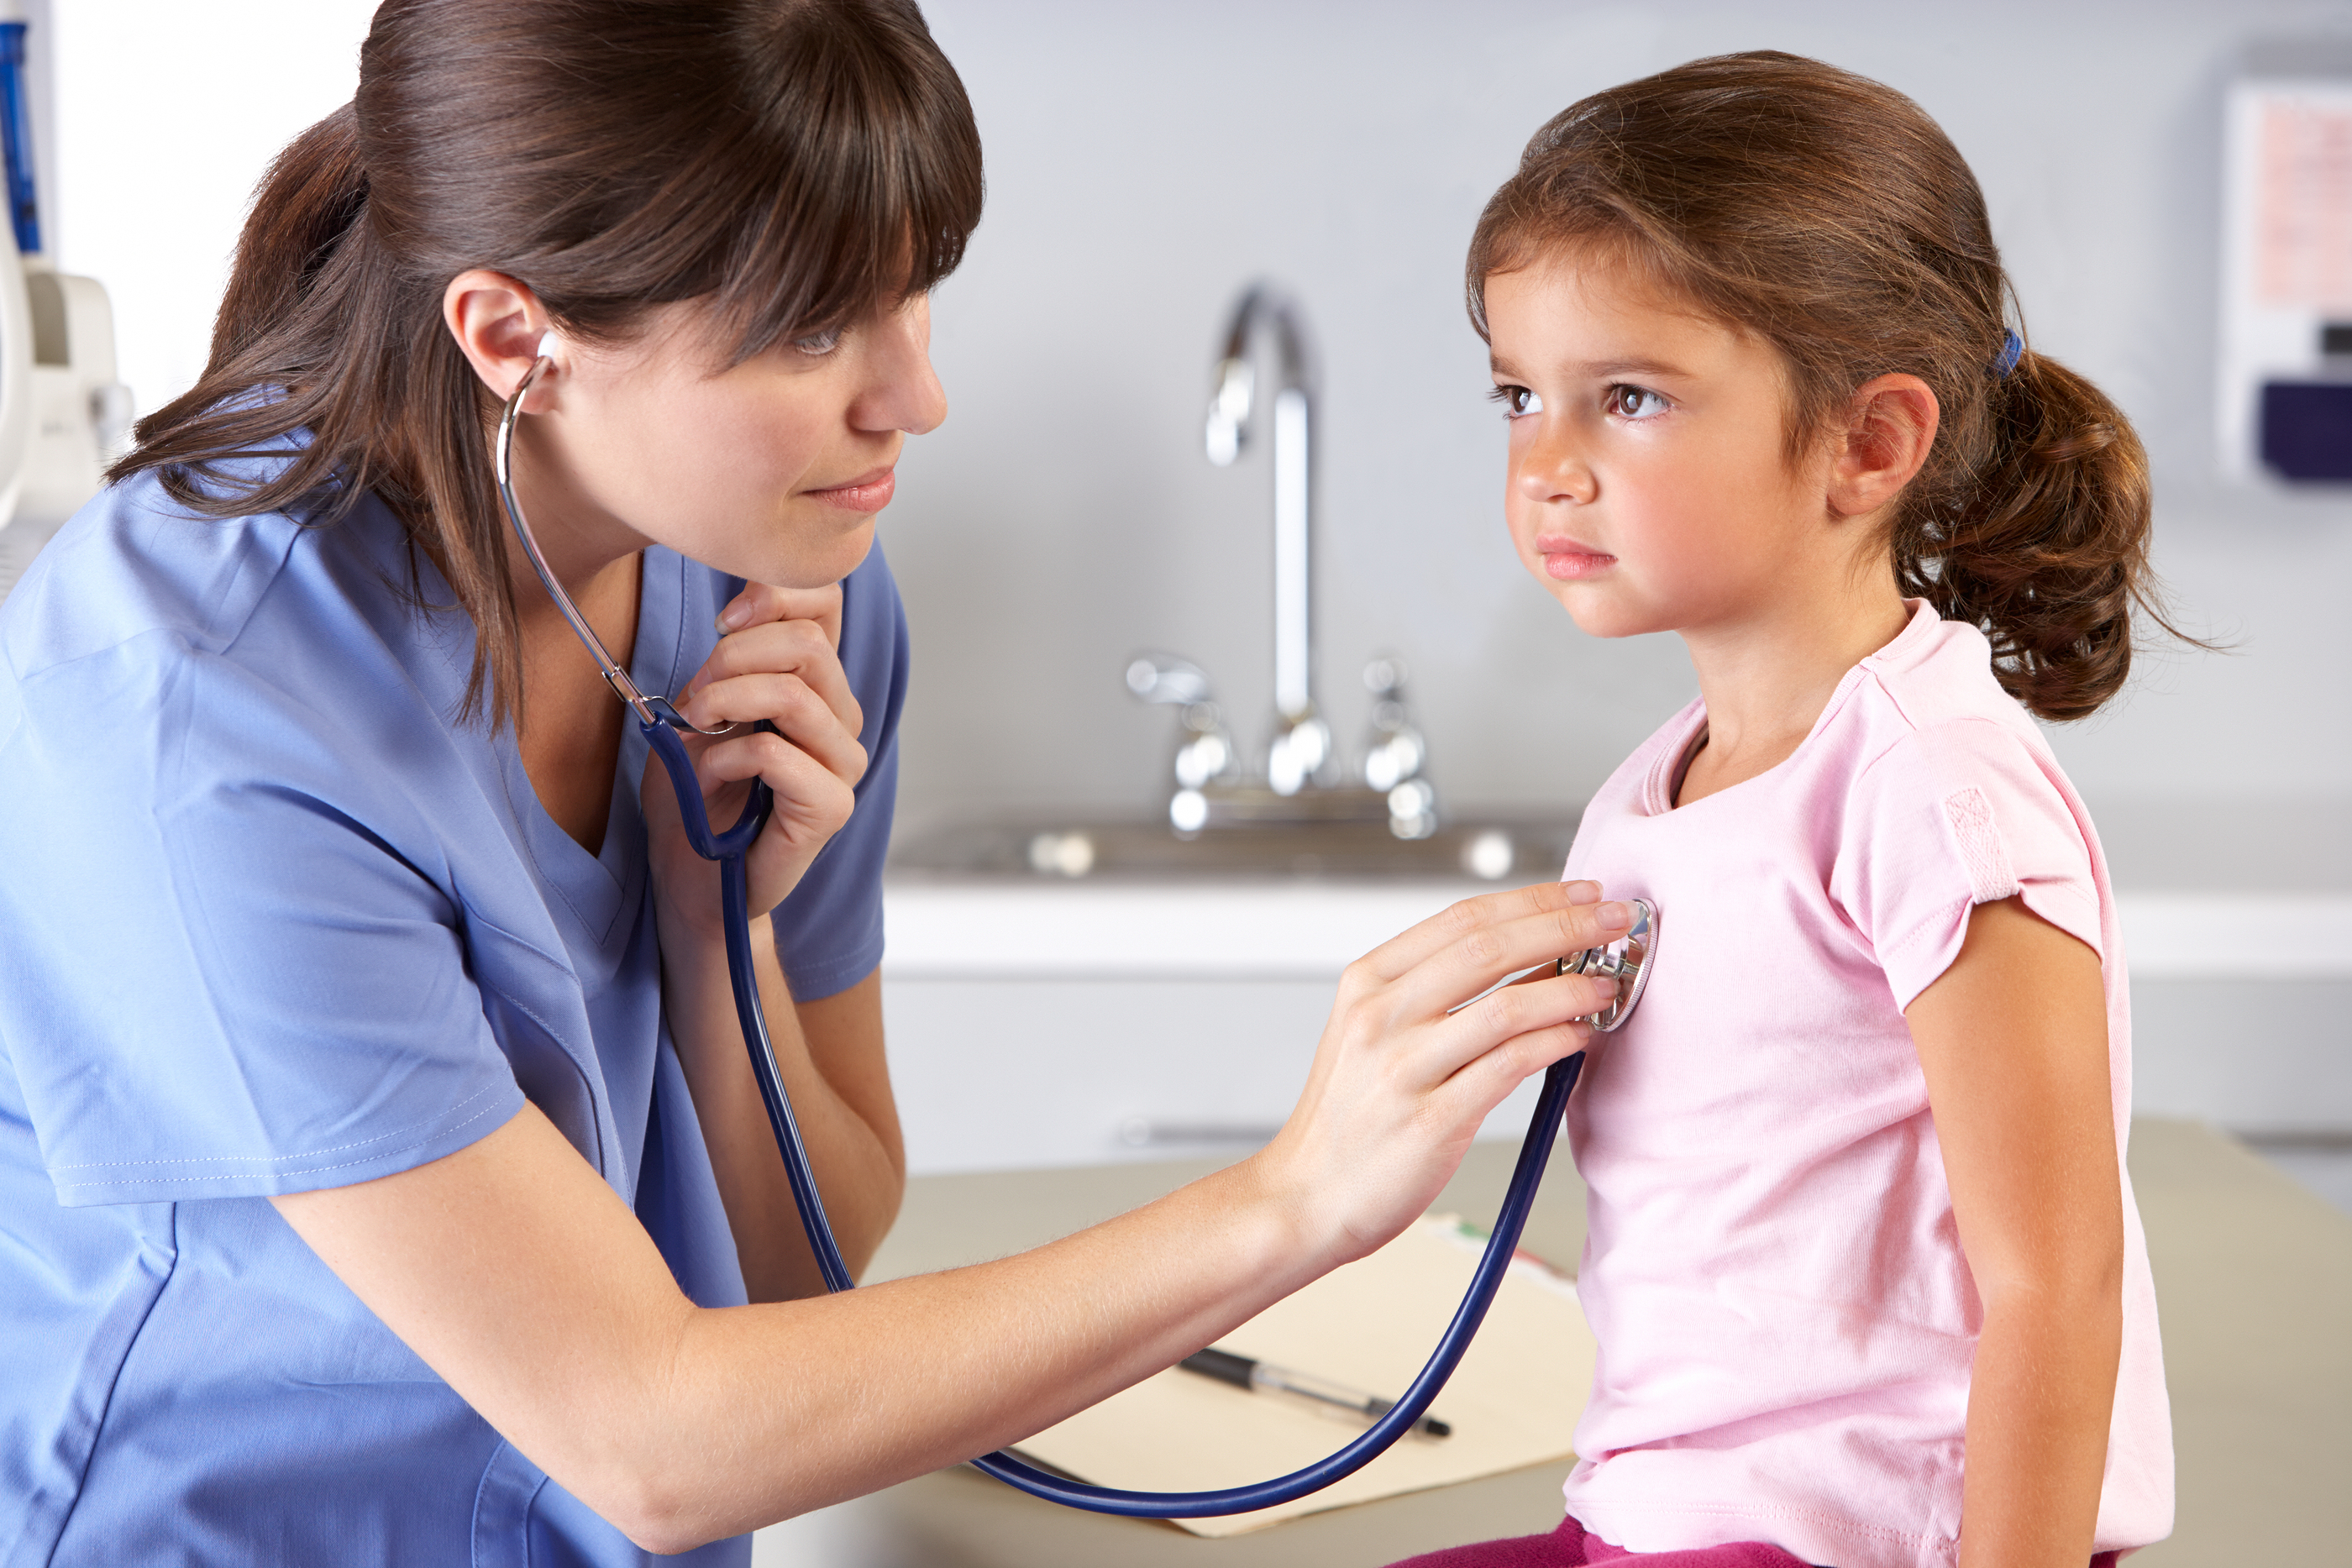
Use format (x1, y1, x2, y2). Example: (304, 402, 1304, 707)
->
(0, 471, 910, 1209)
(0, 499, 528, 1208)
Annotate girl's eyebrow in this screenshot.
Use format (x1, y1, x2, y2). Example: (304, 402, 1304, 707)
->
(1572, 356, 1693, 380)
(1488, 354, 1694, 380)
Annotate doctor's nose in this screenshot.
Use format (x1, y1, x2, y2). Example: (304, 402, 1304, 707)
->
(853, 300, 948, 438)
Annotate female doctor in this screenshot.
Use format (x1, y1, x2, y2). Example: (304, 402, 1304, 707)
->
(0, 2, 1625, 1563)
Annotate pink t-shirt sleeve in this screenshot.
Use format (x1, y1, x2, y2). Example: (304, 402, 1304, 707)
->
(1835, 716, 2103, 1011)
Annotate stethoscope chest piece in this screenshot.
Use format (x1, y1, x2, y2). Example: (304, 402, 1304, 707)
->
(1559, 898, 1658, 1032)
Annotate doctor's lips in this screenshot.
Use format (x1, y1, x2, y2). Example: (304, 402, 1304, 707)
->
(1534, 533, 1615, 580)
(806, 465, 895, 511)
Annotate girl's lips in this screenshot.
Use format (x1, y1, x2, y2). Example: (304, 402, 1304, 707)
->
(1534, 535, 1615, 580)
(806, 468, 895, 512)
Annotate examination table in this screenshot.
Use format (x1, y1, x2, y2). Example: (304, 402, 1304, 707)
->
(752, 1119, 2351, 1567)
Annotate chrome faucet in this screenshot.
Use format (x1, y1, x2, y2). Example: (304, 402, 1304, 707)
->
(1204, 284, 1329, 796)
(1124, 284, 1440, 840)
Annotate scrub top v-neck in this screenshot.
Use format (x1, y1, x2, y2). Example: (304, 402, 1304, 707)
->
(0, 450, 907, 1567)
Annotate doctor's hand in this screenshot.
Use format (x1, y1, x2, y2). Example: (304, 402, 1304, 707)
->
(640, 580, 868, 942)
(1247, 880, 1633, 1274)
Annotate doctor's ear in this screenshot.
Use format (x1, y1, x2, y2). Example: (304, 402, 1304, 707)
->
(442, 269, 560, 411)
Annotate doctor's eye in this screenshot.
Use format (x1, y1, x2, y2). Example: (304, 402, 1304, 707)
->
(1488, 384, 1543, 419)
(1604, 384, 1670, 420)
(790, 325, 845, 356)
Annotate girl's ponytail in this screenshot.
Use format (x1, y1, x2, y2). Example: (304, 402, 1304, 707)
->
(1906, 348, 2160, 722)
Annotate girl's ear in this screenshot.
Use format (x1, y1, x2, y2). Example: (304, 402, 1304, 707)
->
(442, 270, 558, 411)
(1828, 374, 1939, 521)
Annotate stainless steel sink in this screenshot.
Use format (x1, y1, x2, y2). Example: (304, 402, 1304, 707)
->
(889, 812, 1582, 883)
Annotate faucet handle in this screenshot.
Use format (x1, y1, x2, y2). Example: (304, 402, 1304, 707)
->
(1127, 652, 1239, 819)
(1362, 654, 1425, 784)
(1126, 652, 1214, 707)
(1361, 654, 1436, 838)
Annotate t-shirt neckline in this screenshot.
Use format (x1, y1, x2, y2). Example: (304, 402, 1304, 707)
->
(1641, 600, 1940, 816)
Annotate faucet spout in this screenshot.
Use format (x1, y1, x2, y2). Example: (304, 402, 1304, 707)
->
(1204, 285, 1323, 790)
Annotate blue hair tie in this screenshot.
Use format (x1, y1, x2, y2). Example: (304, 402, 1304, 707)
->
(1992, 329, 2024, 378)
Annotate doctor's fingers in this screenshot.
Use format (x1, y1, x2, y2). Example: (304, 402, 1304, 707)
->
(696, 726, 858, 839)
(717, 580, 844, 648)
(1343, 891, 1628, 1028)
(685, 618, 863, 736)
(1318, 963, 1598, 1109)
(690, 682, 869, 791)
(682, 654, 864, 770)
(1410, 968, 1607, 1088)
(1429, 1009, 1592, 1130)
(1344, 878, 1604, 993)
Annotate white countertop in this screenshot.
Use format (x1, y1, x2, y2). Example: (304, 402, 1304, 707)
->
(881, 879, 2352, 982)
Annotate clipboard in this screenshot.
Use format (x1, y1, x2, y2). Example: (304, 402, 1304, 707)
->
(1008, 1214, 1597, 1537)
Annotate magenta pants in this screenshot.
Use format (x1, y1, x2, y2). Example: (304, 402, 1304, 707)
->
(1385, 1513, 2124, 1568)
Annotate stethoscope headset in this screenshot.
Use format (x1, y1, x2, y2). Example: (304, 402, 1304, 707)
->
(495, 345, 1659, 1517)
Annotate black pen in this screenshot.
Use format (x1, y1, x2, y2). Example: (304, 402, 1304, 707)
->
(1178, 1348, 1453, 1439)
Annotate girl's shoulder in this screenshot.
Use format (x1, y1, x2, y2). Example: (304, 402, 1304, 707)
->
(1849, 604, 2045, 758)
(1840, 607, 2088, 841)
(1835, 608, 2108, 994)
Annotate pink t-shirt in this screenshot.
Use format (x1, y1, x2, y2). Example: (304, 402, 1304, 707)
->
(1557, 602, 2171, 1568)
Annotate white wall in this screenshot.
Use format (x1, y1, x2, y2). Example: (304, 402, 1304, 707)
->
(46, 0, 376, 416)
(40, 0, 2352, 846)
(892, 0, 2352, 838)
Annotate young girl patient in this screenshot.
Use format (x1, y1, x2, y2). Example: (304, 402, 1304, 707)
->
(1398, 52, 2176, 1568)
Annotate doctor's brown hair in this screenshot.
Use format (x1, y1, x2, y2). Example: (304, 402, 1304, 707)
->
(113, 0, 982, 726)
(1467, 51, 2191, 721)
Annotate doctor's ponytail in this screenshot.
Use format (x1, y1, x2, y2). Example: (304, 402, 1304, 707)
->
(207, 105, 372, 375)
(1467, 51, 2202, 721)
(113, 0, 983, 726)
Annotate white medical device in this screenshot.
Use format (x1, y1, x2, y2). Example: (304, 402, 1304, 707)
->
(2218, 43, 2352, 483)
(0, 4, 131, 603)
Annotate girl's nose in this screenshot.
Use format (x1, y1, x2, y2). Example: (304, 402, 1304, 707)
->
(1515, 419, 1596, 506)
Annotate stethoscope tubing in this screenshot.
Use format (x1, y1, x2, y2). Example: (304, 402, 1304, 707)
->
(514, 357, 1585, 1517)
(644, 716, 1582, 1518)
(643, 722, 858, 1295)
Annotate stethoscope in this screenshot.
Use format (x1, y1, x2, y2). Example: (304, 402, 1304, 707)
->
(494, 348, 1659, 1518)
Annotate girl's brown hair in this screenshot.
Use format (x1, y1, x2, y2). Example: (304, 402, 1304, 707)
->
(1467, 50, 2188, 721)
(112, 0, 983, 724)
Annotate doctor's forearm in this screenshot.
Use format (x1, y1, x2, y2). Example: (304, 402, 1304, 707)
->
(661, 916, 904, 1298)
(639, 1146, 1326, 1545)
(277, 1104, 1331, 1554)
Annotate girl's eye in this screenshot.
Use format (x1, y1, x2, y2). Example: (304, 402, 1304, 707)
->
(1605, 384, 1669, 420)
(791, 325, 844, 356)
(1489, 384, 1543, 419)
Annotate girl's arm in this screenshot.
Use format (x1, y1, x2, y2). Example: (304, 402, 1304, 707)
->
(272, 879, 1624, 1554)
(1906, 895, 2124, 1568)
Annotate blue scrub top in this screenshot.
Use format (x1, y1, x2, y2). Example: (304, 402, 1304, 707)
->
(0, 449, 908, 1566)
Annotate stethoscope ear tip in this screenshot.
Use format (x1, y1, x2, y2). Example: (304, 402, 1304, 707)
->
(535, 329, 559, 365)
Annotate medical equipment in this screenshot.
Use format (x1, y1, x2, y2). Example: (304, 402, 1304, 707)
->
(495, 351, 1659, 1516)
(0, 5, 134, 605)
(2218, 45, 2352, 482)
